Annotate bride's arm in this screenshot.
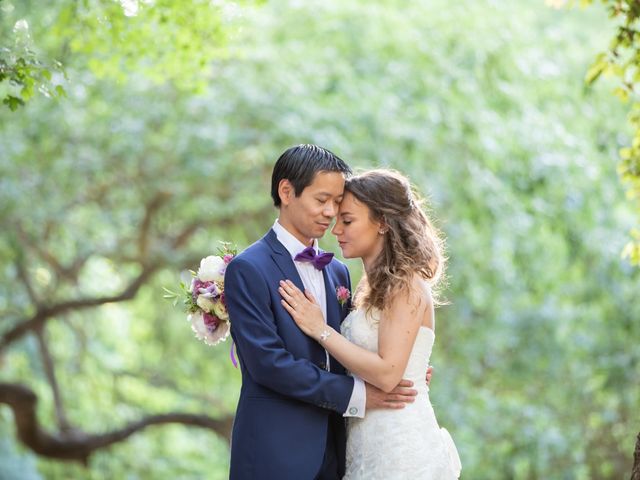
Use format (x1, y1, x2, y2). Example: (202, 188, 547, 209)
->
(279, 279, 431, 393)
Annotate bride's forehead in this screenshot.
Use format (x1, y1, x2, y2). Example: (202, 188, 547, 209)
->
(338, 193, 368, 213)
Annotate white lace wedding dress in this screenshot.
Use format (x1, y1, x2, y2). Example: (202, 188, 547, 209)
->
(341, 308, 462, 479)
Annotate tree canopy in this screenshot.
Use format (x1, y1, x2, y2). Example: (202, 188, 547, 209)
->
(1, 1, 638, 478)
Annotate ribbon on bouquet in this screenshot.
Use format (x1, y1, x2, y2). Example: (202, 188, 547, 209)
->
(230, 341, 238, 368)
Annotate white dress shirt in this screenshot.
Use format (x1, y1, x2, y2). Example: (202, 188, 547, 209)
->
(273, 219, 366, 418)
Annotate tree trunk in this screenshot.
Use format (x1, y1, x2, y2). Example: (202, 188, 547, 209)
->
(631, 431, 640, 480)
(0, 382, 233, 464)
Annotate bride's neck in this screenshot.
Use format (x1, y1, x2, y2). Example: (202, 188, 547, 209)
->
(362, 241, 384, 274)
(362, 253, 380, 276)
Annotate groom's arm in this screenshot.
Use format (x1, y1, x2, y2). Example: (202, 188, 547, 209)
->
(226, 257, 354, 414)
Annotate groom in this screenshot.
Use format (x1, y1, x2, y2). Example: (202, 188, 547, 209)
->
(225, 145, 420, 479)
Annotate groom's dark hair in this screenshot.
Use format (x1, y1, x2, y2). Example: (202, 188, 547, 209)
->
(271, 144, 352, 207)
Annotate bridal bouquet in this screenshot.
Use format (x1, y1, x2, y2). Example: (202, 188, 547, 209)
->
(164, 243, 236, 347)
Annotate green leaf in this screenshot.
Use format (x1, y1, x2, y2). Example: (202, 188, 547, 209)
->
(2, 95, 24, 111)
(585, 56, 607, 85)
(613, 86, 630, 102)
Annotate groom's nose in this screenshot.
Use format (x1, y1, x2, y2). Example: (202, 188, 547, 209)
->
(323, 202, 338, 218)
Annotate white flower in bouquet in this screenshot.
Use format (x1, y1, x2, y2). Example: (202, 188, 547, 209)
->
(196, 294, 217, 313)
(188, 311, 231, 346)
(164, 243, 237, 354)
(197, 255, 226, 282)
(212, 298, 230, 321)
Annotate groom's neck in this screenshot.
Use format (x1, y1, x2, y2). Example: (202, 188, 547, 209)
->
(277, 216, 315, 247)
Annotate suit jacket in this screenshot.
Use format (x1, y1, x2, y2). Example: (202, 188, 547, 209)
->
(225, 229, 354, 480)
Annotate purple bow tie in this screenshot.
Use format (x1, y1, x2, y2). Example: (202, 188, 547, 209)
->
(294, 246, 334, 270)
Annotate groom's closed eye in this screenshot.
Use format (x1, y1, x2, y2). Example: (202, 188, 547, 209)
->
(315, 195, 342, 204)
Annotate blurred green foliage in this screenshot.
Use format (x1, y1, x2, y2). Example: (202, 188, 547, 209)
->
(0, 0, 66, 111)
(0, 0, 257, 109)
(1, 0, 638, 479)
(582, 0, 640, 263)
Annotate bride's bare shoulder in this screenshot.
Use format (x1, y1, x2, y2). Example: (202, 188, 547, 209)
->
(408, 274, 434, 307)
(386, 274, 433, 317)
(406, 275, 434, 329)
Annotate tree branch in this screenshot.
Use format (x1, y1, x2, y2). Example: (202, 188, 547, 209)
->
(15, 222, 90, 285)
(112, 369, 229, 411)
(15, 252, 39, 306)
(139, 191, 172, 259)
(35, 327, 71, 433)
(0, 382, 233, 464)
(170, 221, 201, 249)
(0, 265, 158, 352)
(167, 203, 274, 251)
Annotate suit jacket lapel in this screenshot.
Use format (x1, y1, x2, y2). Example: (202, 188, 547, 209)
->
(323, 263, 348, 374)
(323, 264, 342, 331)
(265, 229, 341, 327)
(264, 229, 306, 294)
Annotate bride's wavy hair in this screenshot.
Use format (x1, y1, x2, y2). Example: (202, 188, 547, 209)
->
(345, 169, 446, 312)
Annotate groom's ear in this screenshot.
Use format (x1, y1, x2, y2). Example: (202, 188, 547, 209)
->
(278, 179, 294, 206)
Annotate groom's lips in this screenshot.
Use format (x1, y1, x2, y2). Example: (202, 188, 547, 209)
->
(317, 222, 330, 229)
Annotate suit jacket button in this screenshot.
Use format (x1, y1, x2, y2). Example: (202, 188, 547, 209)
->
(319, 361, 326, 370)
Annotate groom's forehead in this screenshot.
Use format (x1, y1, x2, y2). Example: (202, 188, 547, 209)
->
(306, 170, 346, 190)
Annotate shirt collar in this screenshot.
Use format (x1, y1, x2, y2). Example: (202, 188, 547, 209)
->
(272, 219, 319, 261)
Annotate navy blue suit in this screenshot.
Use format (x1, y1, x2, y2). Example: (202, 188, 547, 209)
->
(225, 229, 354, 480)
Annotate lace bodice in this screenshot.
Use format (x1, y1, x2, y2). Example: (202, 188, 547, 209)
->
(340, 308, 461, 480)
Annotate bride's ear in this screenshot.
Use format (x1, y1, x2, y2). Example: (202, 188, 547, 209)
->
(377, 216, 389, 235)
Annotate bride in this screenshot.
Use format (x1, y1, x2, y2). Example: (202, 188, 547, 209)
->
(279, 169, 461, 479)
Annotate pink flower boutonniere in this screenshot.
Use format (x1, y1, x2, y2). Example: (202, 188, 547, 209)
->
(336, 285, 351, 306)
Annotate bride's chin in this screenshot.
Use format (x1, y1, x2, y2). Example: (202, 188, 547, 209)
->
(341, 248, 355, 259)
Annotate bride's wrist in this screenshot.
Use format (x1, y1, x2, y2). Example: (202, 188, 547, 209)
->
(315, 325, 333, 343)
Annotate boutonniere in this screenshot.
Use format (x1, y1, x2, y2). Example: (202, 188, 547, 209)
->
(336, 285, 351, 306)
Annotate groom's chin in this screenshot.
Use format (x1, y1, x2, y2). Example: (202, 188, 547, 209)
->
(312, 225, 330, 237)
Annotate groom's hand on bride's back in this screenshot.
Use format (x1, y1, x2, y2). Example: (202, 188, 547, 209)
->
(365, 380, 417, 410)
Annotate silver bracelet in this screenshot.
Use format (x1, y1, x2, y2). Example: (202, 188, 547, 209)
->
(319, 328, 332, 342)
